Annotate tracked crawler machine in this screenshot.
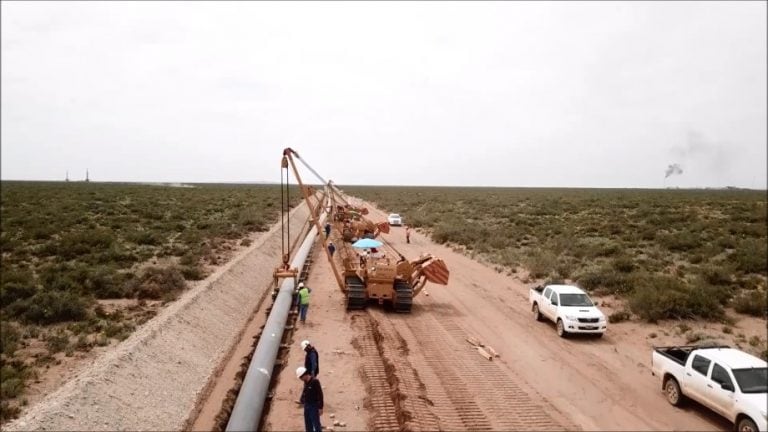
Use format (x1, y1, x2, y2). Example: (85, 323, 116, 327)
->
(280, 148, 449, 312)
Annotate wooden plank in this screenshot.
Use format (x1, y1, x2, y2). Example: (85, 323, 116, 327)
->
(485, 345, 500, 358)
(477, 347, 493, 361)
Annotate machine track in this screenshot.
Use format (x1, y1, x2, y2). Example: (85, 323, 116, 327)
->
(403, 312, 576, 430)
(350, 314, 401, 431)
(362, 307, 577, 431)
(393, 280, 413, 313)
(345, 275, 366, 310)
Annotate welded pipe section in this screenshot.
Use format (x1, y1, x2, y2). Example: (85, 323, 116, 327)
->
(226, 203, 329, 432)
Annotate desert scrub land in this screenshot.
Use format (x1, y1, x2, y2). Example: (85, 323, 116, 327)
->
(0, 181, 298, 420)
(347, 186, 767, 325)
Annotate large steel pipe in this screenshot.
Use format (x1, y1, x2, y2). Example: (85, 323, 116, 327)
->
(226, 208, 328, 431)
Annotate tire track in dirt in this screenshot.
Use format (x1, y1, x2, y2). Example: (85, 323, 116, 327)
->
(373, 312, 441, 432)
(350, 314, 400, 431)
(368, 308, 492, 430)
(371, 305, 576, 431)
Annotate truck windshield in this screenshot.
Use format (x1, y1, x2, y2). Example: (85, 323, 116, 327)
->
(559, 293, 594, 307)
(732, 368, 768, 394)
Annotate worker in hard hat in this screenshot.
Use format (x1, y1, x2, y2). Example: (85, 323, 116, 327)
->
(297, 282, 311, 324)
(296, 366, 324, 432)
(301, 340, 320, 377)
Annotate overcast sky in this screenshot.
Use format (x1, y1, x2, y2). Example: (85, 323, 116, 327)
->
(1, 1, 766, 188)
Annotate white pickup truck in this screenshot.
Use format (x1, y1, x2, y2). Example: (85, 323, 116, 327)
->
(651, 345, 767, 432)
(529, 284, 607, 337)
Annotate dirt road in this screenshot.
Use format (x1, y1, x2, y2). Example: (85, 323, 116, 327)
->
(263, 202, 733, 431)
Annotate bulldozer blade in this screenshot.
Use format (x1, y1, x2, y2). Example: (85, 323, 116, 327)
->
(377, 222, 390, 234)
(422, 258, 449, 285)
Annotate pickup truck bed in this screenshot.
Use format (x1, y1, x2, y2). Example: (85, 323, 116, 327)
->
(653, 345, 726, 366)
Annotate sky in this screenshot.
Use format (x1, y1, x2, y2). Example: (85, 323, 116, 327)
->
(1, 1, 766, 188)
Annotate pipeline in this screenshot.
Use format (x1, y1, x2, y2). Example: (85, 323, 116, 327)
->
(225, 195, 330, 432)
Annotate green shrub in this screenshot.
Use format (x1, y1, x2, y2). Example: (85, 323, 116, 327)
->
(576, 269, 638, 295)
(15, 290, 90, 324)
(731, 290, 767, 317)
(431, 217, 489, 247)
(180, 265, 204, 281)
(0, 268, 37, 305)
(103, 322, 124, 338)
(74, 334, 92, 352)
(700, 266, 732, 286)
(126, 230, 164, 246)
(0, 377, 24, 399)
(0, 400, 21, 422)
(1, 322, 22, 356)
(525, 251, 557, 279)
(95, 334, 109, 346)
(608, 310, 631, 323)
(659, 231, 701, 252)
(180, 252, 200, 267)
(639, 228, 656, 241)
(238, 208, 267, 231)
(45, 332, 70, 353)
(57, 228, 115, 260)
(0, 362, 30, 401)
(691, 278, 734, 306)
(628, 275, 724, 322)
(611, 256, 635, 273)
(127, 266, 186, 300)
(729, 238, 768, 274)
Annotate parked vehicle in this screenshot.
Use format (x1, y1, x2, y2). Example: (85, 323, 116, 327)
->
(651, 345, 767, 432)
(529, 284, 607, 337)
(387, 213, 403, 226)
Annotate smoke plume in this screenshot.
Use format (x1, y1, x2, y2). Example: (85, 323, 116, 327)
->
(665, 163, 683, 178)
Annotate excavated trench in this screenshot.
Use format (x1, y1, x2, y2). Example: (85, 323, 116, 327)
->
(193, 242, 319, 431)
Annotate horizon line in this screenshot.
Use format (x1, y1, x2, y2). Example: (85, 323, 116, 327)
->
(0, 179, 765, 191)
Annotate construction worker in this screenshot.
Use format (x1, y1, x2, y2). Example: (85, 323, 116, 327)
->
(297, 282, 311, 323)
(301, 340, 320, 377)
(327, 241, 336, 257)
(296, 366, 324, 432)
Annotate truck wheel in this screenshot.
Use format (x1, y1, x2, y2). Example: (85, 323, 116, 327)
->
(556, 319, 568, 338)
(737, 417, 758, 432)
(532, 304, 542, 321)
(664, 377, 683, 406)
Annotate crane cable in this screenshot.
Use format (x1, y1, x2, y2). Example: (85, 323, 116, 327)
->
(280, 156, 291, 262)
(280, 164, 284, 257)
(292, 151, 327, 185)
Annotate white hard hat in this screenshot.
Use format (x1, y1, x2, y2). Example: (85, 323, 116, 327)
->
(296, 366, 307, 379)
(298, 282, 304, 288)
(301, 340, 310, 350)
